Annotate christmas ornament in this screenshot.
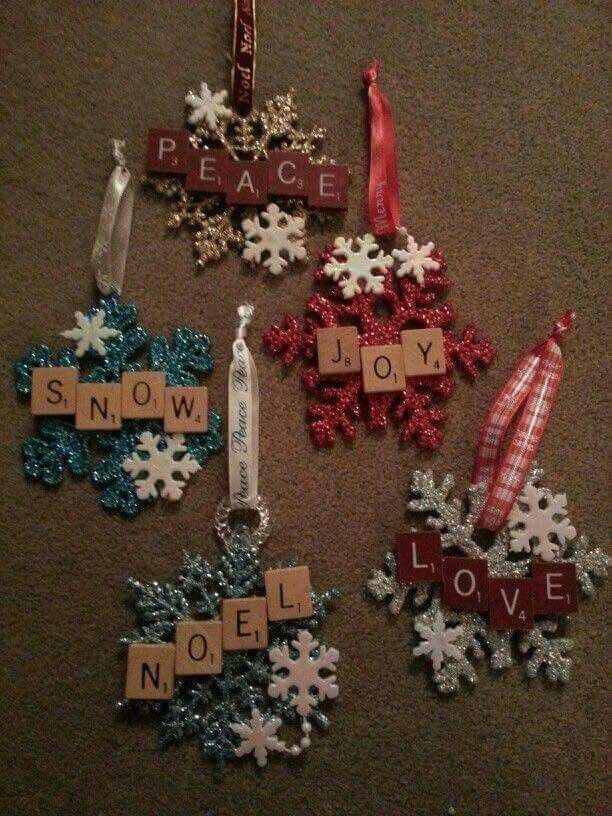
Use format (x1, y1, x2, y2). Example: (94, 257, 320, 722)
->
(118, 306, 339, 772)
(13, 142, 223, 516)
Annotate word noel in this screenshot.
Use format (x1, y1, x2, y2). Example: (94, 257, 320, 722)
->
(29, 368, 208, 433)
(146, 129, 349, 208)
(396, 532, 578, 630)
(124, 566, 313, 700)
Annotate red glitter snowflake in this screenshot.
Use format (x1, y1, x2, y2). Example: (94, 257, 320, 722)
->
(263, 241, 496, 449)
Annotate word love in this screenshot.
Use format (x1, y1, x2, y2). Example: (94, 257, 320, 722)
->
(395, 532, 577, 630)
(124, 566, 313, 700)
(146, 130, 349, 209)
(316, 326, 446, 392)
(30, 367, 208, 433)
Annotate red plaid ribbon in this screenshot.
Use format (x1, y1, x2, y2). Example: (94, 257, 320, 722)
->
(473, 311, 575, 531)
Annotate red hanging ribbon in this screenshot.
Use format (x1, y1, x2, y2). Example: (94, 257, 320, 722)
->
(472, 310, 575, 531)
(363, 60, 400, 236)
(232, 0, 256, 116)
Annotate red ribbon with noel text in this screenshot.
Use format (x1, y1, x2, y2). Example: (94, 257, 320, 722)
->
(363, 61, 400, 237)
(232, 0, 256, 116)
(472, 310, 575, 531)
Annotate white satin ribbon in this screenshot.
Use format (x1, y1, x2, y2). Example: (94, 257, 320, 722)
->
(91, 138, 134, 295)
(228, 304, 259, 509)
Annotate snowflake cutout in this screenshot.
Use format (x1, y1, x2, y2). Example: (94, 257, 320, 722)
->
(321, 234, 393, 299)
(185, 82, 232, 129)
(241, 203, 307, 275)
(392, 229, 440, 286)
(122, 432, 201, 502)
(413, 611, 464, 671)
(508, 483, 577, 561)
(268, 629, 339, 718)
(60, 309, 120, 357)
(230, 709, 286, 767)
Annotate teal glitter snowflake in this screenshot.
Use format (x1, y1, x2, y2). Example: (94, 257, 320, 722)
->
(117, 523, 339, 774)
(14, 292, 223, 516)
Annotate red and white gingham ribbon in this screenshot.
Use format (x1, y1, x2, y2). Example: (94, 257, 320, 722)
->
(472, 311, 575, 531)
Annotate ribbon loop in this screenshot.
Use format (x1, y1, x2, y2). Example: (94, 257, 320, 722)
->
(363, 60, 400, 237)
(232, 0, 256, 116)
(91, 138, 134, 296)
(472, 312, 574, 531)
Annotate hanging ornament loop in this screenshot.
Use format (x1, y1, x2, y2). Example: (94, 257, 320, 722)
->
(91, 138, 134, 296)
(472, 311, 575, 531)
(231, 0, 256, 116)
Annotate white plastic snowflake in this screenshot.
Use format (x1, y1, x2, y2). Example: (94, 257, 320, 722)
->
(185, 82, 232, 129)
(60, 309, 119, 357)
(230, 709, 286, 767)
(268, 629, 339, 717)
(392, 228, 440, 286)
(122, 432, 201, 502)
(241, 203, 307, 275)
(413, 611, 464, 671)
(508, 483, 577, 561)
(322, 233, 393, 299)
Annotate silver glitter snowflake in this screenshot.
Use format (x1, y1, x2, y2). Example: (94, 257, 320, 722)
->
(367, 464, 608, 694)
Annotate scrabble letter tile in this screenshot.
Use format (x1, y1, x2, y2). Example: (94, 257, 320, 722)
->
(185, 149, 226, 193)
(316, 326, 361, 376)
(175, 620, 223, 676)
(308, 164, 349, 209)
(395, 532, 443, 583)
(264, 566, 314, 621)
(225, 160, 267, 205)
(75, 383, 122, 430)
(31, 367, 77, 415)
(146, 128, 190, 174)
(488, 578, 534, 630)
(531, 561, 577, 614)
(360, 344, 406, 393)
(401, 328, 446, 376)
(222, 597, 268, 650)
(267, 150, 308, 197)
(125, 643, 175, 700)
(121, 371, 166, 419)
(164, 386, 208, 433)
(442, 556, 489, 611)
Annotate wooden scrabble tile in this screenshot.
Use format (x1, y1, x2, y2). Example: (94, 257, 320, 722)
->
(264, 566, 314, 621)
(488, 578, 534, 630)
(308, 164, 349, 209)
(174, 620, 223, 676)
(225, 159, 268, 205)
(401, 328, 446, 376)
(31, 367, 77, 415)
(185, 149, 227, 193)
(222, 597, 268, 650)
(146, 128, 190, 174)
(121, 371, 166, 419)
(531, 561, 577, 615)
(267, 150, 308, 196)
(75, 383, 122, 430)
(124, 643, 175, 700)
(316, 326, 361, 376)
(360, 344, 406, 393)
(163, 386, 208, 433)
(442, 556, 489, 611)
(395, 532, 443, 583)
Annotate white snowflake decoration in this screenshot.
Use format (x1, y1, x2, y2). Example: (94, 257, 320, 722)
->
(322, 233, 393, 299)
(122, 432, 201, 502)
(413, 611, 464, 671)
(185, 82, 232, 129)
(392, 228, 440, 286)
(60, 309, 119, 357)
(268, 629, 339, 717)
(507, 483, 577, 561)
(241, 203, 307, 275)
(230, 709, 286, 767)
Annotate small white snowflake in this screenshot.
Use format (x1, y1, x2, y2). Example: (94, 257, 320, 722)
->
(122, 432, 201, 502)
(230, 709, 286, 767)
(185, 82, 232, 129)
(60, 309, 119, 357)
(507, 483, 577, 561)
(268, 629, 339, 718)
(241, 203, 307, 275)
(413, 611, 464, 671)
(392, 228, 440, 286)
(321, 233, 393, 299)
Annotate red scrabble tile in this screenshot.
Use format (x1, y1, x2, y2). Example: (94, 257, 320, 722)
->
(267, 150, 308, 196)
(308, 164, 349, 209)
(442, 556, 489, 611)
(488, 578, 534, 630)
(146, 128, 190, 174)
(395, 532, 442, 583)
(225, 159, 268, 205)
(185, 149, 227, 193)
(531, 561, 577, 615)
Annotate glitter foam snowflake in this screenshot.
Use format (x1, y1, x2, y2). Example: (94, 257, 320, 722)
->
(241, 203, 307, 275)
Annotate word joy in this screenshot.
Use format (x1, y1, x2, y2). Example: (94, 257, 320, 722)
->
(146, 130, 349, 209)
(124, 566, 313, 700)
(30, 367, 208, 433)
(396, 532, 578, 629)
